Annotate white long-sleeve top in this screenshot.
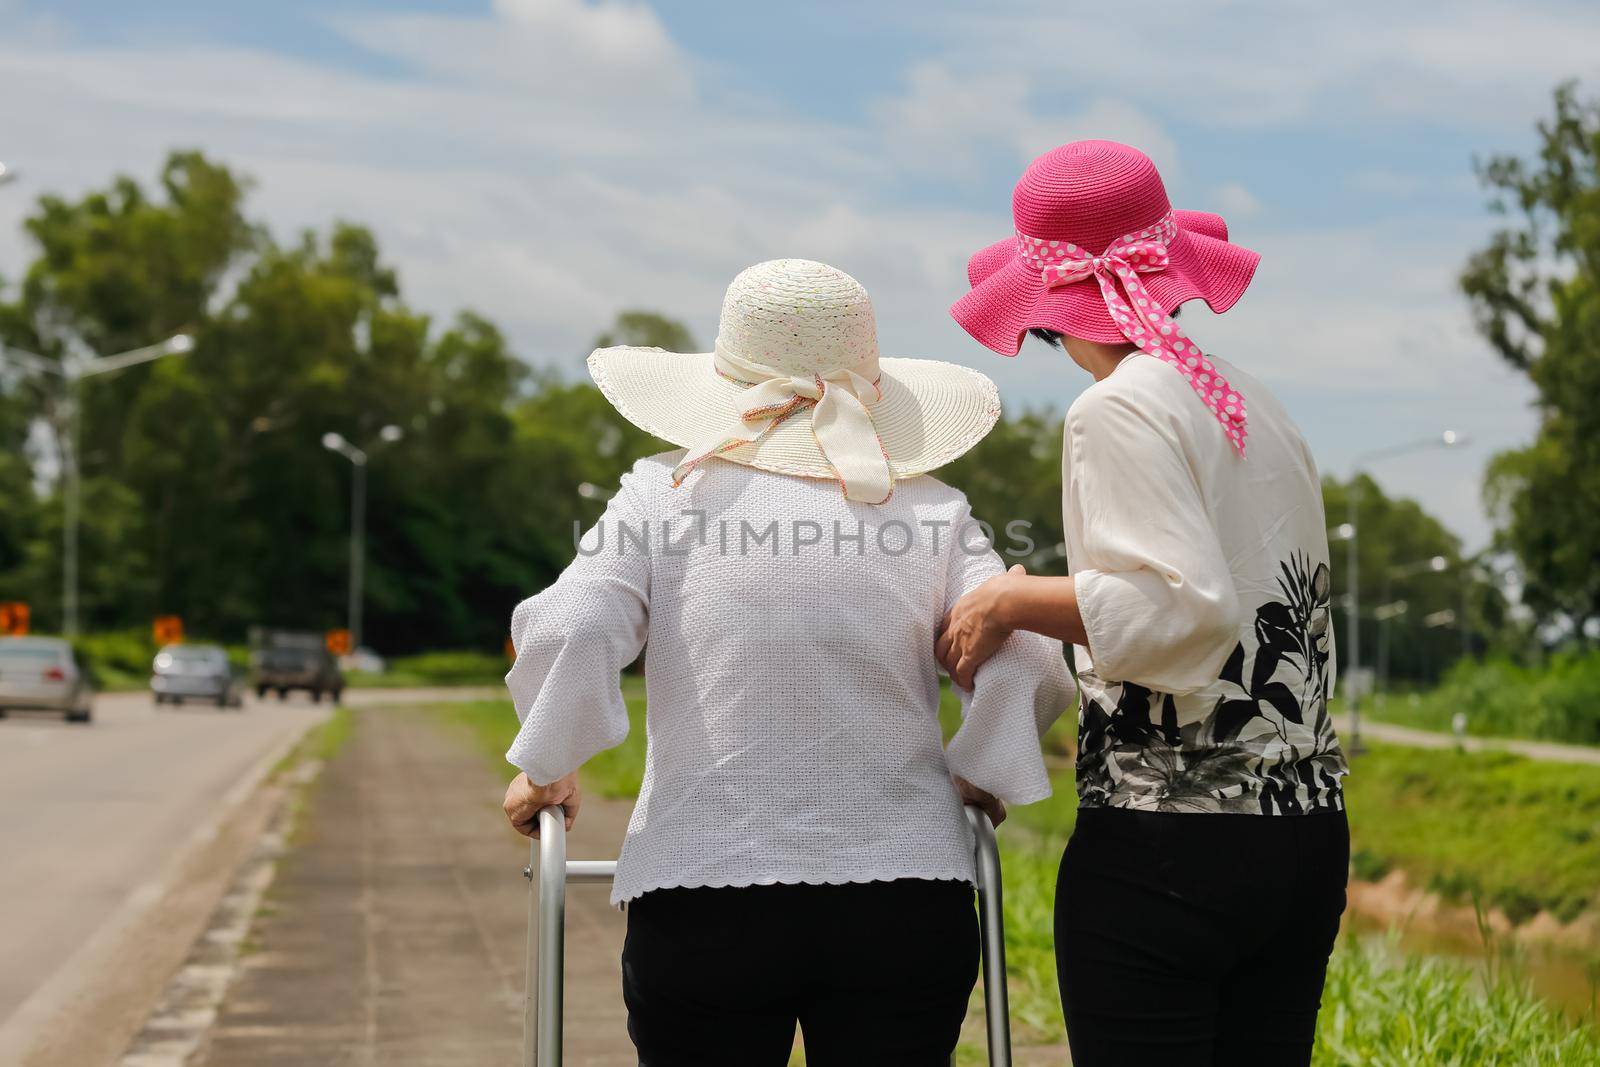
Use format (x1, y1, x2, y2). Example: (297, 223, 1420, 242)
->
(506, 451, 1074, 905)
(1064, 354, 1347, 815)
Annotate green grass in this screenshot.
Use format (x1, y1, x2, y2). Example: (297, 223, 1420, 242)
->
(430, 680, 1600, 926)
(425, 680, 1600, 1060)
(345, 649, 510, 688)
(969, 852, 1600, 1064)
(1343, 743, 1600, 923)
(1367, 652, 1600, 745)
(269, 704, 353, 780)
(937, 734, 1600, 1059)
(425, 676, 649, 797)
(977, 757, 1600, 1062)
(1313, 937, 1600, 1065)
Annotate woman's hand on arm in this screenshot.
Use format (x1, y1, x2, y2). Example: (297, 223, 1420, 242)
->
(937, 565, 1087, 689)
(503, 771, 581, 838)
(951, 774, 1007, 828)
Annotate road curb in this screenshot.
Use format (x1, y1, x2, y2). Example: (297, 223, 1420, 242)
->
(117, 754, 325, 1067)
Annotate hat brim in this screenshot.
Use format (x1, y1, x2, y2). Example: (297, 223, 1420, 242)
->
(952, 211, 1260, 355)
(588, 348, 1001, 482)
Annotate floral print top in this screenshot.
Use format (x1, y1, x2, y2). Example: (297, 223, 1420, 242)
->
(1063, 355, 1347, 815)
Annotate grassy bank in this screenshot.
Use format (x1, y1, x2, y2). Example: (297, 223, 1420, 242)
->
(1370, 652, 1600, 745)
(989, 771, 1600, 1062)
(432, 686, 1600, 933)
(429, 676, 649, 794)
(344, 650, 509, 689)
(1343, 744, 1600, 923)
(427, 690, 1600, 1061)
(1313, 938, 1600, 1064)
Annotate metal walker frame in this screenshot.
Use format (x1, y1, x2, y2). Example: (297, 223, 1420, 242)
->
(522, 804, 1012, 1066)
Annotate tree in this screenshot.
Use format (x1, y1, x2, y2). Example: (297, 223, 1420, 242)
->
(592, 310, 697, 353)
(0, 151, 714, 651)
(0, 154, 548, 649)
(1322, 475, 1512, 682)
(940, 410, 1066, 573)
(1462, 83, 1600, 640)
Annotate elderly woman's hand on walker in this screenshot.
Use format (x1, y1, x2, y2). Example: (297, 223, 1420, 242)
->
(503, 771, 581, 838)
(938, 564, 1088, 689)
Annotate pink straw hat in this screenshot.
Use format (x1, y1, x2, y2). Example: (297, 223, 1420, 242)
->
(950, 140, 1260, 354)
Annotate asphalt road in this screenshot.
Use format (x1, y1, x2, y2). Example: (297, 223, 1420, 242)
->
(0, 688, 335, 1061)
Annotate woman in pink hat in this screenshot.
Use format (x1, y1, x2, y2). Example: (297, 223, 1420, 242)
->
(940, 140, 1348, 1065)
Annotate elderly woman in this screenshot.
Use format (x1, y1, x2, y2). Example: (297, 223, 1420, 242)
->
(942, 141, 1349, 1066)
(501, 259, 1074, 1067)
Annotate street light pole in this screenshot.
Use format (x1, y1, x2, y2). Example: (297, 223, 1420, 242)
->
(323, 426, 402, 650)
(1343, 431, 1465, 753)
(1376, 554, 1449, 715)
(349, 448, 367, 652)
(0, 334, 194, 635)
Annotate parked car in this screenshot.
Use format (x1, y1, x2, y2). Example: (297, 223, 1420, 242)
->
(151, 643, 242, 708)
(0, 636, 93, 723)
(250, 631, 344, 703)
(340, 645, 386, 675)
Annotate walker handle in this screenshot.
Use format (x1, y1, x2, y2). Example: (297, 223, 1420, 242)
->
(524, 804, 1011, 1067)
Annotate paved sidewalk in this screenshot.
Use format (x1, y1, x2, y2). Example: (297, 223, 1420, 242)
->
(193, 705, 635, 1066)
(1337, 714, 1600, 766)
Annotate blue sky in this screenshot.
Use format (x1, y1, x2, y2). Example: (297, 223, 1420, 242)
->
(3, 0, 1598, 548)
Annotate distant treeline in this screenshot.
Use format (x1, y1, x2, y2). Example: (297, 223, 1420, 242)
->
(0, 152, 1532, 678)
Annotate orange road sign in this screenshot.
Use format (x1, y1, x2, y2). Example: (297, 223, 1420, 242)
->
(326, 628, 352, 656)
(0, 602, 30, 636)
(153, 615, 183, 645)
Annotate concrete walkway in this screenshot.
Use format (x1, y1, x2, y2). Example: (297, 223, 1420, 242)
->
(193, 705, 635, 1066)
(1338, 714, 1600, 766)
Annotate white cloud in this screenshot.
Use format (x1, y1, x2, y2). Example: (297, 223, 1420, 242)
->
(1214, 182, 1261, 219)
(334, 0, 693, 102)
(872, 60, 1182, 179)
(928, 0, 1600, 132)
(872, 61, 1032, 171)
(1020, 98, 1181, 179)
(0, 0, 1579, 547)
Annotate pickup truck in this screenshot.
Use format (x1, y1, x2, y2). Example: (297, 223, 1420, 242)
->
(249, 632, 345, 703)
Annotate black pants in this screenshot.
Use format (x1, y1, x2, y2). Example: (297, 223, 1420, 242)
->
(622, 878, 977, 1066)
(1056, 807, 1349, 1066)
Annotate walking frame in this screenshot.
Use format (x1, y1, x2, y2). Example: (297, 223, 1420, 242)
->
(522, 804, 1013, 1067)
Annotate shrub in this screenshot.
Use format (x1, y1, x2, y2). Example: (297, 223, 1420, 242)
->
(1388, 651, 1600, 744)
(71, 629, 156, 689)
(348, 650, 509, 688)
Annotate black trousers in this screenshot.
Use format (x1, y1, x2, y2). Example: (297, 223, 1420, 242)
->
(1056, 807, 1349, 1067)
(622, 878, 977, 1066)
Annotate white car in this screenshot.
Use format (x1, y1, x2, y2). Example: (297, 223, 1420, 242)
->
(0, 636, 93, 723)
(340, 646, 386, 675)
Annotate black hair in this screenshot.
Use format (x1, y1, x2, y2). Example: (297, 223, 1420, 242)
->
(1027, 304, 1182, 350)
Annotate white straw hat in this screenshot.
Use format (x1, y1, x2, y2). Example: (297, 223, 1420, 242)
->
(588, 259, 1001, 503)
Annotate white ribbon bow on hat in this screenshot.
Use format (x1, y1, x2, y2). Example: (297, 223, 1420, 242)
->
(671, 342, 893, 503)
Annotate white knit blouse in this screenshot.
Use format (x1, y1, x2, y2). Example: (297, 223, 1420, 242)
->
(505, 452, 1075, 905)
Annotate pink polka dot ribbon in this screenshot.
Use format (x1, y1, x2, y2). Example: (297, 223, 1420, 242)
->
(1017, 211, 1248, 455)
